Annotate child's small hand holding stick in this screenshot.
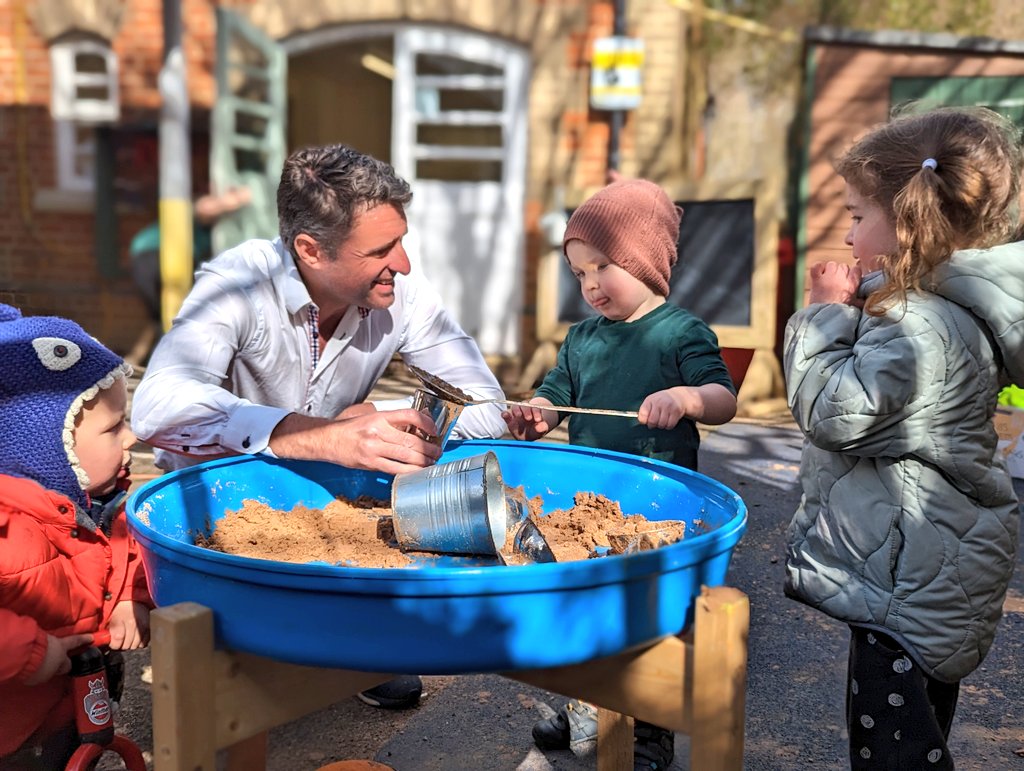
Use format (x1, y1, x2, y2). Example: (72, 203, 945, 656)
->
(503, 398, 558, 441)
(638, 383, 737, 430)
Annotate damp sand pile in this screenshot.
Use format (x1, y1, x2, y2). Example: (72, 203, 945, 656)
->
(197, 489, 686, 568)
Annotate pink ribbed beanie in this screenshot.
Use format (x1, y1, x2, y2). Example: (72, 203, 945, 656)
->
(562, 179, 683, 296)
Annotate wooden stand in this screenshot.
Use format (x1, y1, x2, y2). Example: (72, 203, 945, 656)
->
(150, 586, 749, 771)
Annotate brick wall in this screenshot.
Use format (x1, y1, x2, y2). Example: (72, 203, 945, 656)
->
(2, 0, 783, 369)
(0, 0, 216, 353)
(804, 43, 1024, 291)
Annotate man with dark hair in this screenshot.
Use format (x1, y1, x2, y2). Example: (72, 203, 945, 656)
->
(132, 145, 508, 710)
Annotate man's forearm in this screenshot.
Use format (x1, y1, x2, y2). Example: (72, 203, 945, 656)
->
(267, 413, 335, 461)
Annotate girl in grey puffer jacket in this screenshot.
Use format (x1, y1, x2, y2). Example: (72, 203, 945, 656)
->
(784, 106, 1022, 771)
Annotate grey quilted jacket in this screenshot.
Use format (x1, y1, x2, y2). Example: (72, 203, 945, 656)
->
(783, 242, 1023, 683)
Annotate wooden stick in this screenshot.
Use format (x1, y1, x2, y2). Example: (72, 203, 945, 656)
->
(494, 397, 639, 418)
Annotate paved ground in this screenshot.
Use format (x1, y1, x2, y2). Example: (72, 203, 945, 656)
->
(107, 366, 1024, 770)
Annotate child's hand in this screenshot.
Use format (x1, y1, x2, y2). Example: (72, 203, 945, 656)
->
(640, 384, 737, 428)
(808, 261, 863, 306)
(107, 601, 151, 650)
(638, 389, 692, 430)
(502, 402, 553, 441)
(24, 632, 94, 685)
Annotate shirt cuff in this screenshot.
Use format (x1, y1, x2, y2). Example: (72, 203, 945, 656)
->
(224, 403, 293, 455)
(372, 396, 415, 412)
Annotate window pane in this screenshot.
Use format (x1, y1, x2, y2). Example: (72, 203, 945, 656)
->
(75, 51, 107, 74)
(417, 124, 502, 147)
(77, 84, 111, 101)
(415, 53, 501, 77)
(439, 88, 503, 112)
(416, 159, 502, 182)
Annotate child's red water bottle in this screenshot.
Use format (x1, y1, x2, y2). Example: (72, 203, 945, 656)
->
(69, 645, 114, 745)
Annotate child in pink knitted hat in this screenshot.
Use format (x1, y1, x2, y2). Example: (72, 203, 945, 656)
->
(503, 178, 737, 769)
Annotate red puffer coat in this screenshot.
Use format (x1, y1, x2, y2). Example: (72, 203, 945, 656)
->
(0, 474, 153, 757)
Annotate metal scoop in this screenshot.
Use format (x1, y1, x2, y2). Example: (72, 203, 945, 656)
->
(406, 364, 639, 418)
(504, 496, 556, 564)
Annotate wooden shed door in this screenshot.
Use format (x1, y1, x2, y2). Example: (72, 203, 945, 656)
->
(891, 76, 1024, 125)
(391, 28, 528, 357)
(211, 8, 287, 256)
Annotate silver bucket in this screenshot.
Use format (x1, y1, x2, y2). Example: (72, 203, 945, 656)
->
(391, 451, 507, 556)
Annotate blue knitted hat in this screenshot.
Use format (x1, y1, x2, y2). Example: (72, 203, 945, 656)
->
(0, 304, 132, 509)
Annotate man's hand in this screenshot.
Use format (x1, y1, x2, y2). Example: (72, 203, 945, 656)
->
(24, 632, 94, 685)
(270, 410, 442, 475)
(808, 261, 863, 306)
(108, 601, 151, 650)
(337, 402, 377, 419)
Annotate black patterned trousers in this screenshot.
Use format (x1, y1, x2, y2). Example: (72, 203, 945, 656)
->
(846, 626, 960, 770)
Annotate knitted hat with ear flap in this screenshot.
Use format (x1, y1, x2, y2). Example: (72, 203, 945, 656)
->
(0, 304, 132, 509)
(562, 179, 683, 296)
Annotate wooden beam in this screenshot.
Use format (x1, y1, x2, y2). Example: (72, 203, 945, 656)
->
(225, 732, 268, 771)
(596, 708, 633, 771)
(690, 586, 749, 770)
(506, 636, 690, 734)
(212, 652, 392, 748)
(151, 602, 217, 770)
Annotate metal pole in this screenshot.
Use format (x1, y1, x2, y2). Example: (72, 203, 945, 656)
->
(608, 0, 627, 173)
(158, 0, 193, 331)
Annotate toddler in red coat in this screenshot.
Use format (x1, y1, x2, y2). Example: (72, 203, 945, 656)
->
(0, 304, 153, 769)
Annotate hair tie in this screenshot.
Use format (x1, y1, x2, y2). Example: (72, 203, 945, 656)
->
(921, 158, 938, 171)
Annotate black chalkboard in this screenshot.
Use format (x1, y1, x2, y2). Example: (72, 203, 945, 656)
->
(557, 198, 755, 326)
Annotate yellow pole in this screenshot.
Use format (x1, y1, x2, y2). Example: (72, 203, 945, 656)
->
(159, 198, 193, 331)
(159, 0, 193, 331)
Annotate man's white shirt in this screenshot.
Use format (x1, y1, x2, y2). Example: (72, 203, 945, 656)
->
(131, 237, 506, 470)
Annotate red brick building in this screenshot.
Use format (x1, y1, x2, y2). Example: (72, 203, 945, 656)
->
(0, 0, 794, 396)
(796, 26, 1024, 302)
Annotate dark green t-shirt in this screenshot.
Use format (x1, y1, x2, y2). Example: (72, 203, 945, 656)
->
(534, 302, 734, 470)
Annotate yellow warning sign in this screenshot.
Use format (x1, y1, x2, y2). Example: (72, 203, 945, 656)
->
(590, 36, 644, 111)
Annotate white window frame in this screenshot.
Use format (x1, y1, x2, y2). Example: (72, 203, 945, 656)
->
(50, 37, 120, 124)
(53, 120, 96, 192)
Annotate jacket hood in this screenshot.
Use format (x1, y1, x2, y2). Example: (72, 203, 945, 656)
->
(926, 241, 1024, 385)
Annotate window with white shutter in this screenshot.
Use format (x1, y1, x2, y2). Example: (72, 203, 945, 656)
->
(50, 37, 119, 124)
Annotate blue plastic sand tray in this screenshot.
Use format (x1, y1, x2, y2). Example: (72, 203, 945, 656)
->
(126, 440, 746, 673)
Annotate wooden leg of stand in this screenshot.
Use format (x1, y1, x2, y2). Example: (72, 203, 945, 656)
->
(151, 602, 218, 771)
(596, 708, 633, 771)
(226, 732, 268, 770)
(690, 586, 749, 771)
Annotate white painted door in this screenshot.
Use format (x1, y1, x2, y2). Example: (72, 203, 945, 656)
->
(392, 28, 528, 357)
